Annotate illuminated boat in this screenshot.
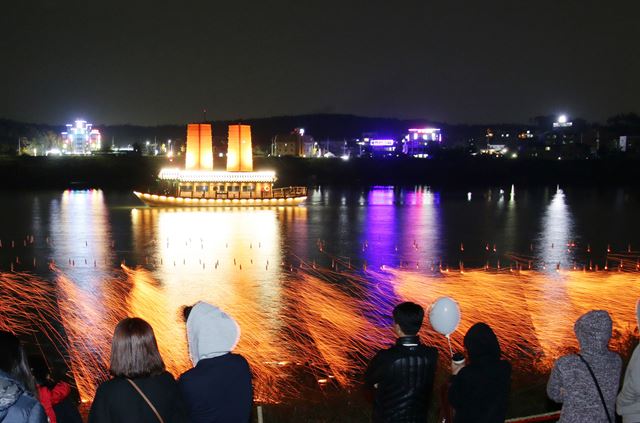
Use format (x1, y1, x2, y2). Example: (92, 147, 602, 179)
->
(134, 123, 307, 207)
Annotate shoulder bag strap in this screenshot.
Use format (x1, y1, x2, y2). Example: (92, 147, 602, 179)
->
(577, 354, 612, 423)
(126, 378, 165, 423)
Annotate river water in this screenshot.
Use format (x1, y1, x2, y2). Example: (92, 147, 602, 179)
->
(1, 185, 639, 413)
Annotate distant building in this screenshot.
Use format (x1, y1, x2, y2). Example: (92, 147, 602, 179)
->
(355, 132, 399, 157)
(61, 120, 101, 154)
(617, 135, 640, 154)
(316, 140, 351, 158)
(368, 139, 397, 156)
(271, 128, 316, 157)
(401, 128, 442, 157)
(541, 115, 587, 153)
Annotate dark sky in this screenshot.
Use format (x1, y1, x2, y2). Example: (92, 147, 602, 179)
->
(1, 1, 639, 125)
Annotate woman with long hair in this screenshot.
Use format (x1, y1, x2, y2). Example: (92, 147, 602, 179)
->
(0, 331, 47, 422)
(88, 317, 187, 423)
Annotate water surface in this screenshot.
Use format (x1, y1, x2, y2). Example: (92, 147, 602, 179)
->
(1, 186, 639, 408)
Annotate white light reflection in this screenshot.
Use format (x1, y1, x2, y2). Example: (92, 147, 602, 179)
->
(401, 187, 442, 267)
(538, 187, 574, 270)
(52, 190, 114, 280)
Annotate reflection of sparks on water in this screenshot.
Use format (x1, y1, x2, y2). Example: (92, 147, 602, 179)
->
(284, 272, 389, 386)
(380, 268, 640, 371)
(2, 263, 640, 403)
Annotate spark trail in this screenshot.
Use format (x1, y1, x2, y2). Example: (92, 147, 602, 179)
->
(1, 265, 639, 404)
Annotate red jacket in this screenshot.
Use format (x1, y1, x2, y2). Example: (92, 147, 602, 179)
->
(37, 381, 71, 423)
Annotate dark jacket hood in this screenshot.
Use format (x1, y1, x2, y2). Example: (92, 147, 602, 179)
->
(574, 310, 612, 354)
(464, 322, 501, 363)
(0, 370, 23, 418)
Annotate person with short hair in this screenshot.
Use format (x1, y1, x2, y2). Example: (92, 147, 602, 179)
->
(365, 302, 438, 422)
(178, 302, 253, 423)
(88, 317, 187, 423)
(0, 331, 47, 423)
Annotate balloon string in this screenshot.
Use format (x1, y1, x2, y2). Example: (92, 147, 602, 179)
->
(446, 334, 453, 357)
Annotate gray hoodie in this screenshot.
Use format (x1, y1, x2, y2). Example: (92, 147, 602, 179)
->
(547, 310, 622, 423)
(186, 301, 241, 365)
(0, 371, 46, 423)
(617, 301, 640, 422)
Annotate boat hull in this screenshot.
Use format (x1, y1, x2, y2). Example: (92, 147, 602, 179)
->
(133, 191, 307, 207)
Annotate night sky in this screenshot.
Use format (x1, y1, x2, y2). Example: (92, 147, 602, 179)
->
(1, 1, 639, 125)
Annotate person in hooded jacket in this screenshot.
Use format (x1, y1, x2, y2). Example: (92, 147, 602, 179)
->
(0, 331, 47, 423)
(448, 322, 511, 423)
(617, 300, 640, 423)
(178, 302, 253, 423)
(547, 310, 622, 423)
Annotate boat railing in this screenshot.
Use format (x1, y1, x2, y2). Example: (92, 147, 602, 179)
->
(177, 186, 307, 200)
(271, 186, 307, 198)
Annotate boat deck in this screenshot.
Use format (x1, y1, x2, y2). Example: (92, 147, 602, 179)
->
(134, 187, 307, 207)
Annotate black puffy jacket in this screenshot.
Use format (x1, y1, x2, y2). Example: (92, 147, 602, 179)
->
(365, 336, 438, 422)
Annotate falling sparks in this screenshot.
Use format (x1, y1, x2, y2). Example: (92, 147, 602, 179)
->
(2, 263, 639, 406)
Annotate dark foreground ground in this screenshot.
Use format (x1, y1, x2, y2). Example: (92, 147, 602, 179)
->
(2, 155, 640, 190)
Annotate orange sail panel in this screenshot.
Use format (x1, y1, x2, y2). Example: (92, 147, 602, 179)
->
(227, 125, 253, 172)
(186, 124, 213, 170)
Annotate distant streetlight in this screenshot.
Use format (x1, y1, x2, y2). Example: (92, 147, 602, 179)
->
(553, 114, 572, 128)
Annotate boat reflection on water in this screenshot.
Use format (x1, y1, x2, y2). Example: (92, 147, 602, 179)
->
(130, 207, 290, 402)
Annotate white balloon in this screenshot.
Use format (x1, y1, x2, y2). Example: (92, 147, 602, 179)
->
(429, 297, 461, 336)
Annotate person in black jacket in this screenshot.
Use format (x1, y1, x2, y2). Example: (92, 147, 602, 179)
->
(365, 302, 438, 423)
(88, 317, 188, 423)
(178, 302, 253, 423)
(448, 322, 511, 423)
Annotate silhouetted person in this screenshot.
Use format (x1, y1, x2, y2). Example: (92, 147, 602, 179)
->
(88, 318, 188, 423)
(365, 302, 438, 422)
(179, 302, 253, 423)
(0, 331, 46, 422)
(448, 322, 511, 423)
(548, 310, 622, 423)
